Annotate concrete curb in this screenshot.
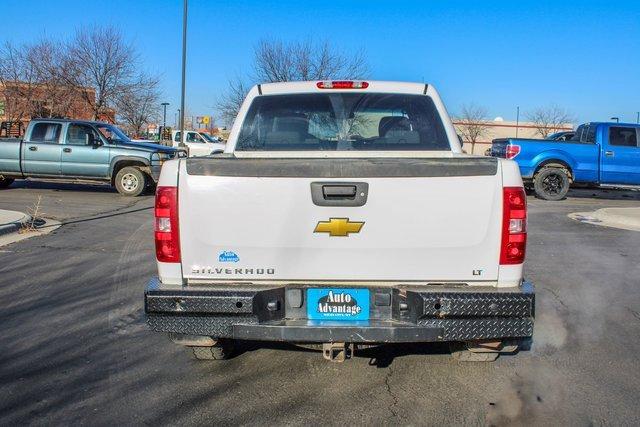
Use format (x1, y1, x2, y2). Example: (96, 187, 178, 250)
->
(0, 217, 61, 247)
(569, 207, 640, 232)
(0, 211, 32, 237)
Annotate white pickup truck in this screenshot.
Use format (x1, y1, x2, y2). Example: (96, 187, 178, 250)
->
(145, 80, 534, 362)
(171, 130, 225, 157)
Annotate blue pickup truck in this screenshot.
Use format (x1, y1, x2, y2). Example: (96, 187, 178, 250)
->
(490, 122, 640, 200)
(0, 119, 184, 196)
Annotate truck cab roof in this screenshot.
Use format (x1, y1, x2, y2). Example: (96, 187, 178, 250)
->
(257, 80, 430, 95)
(29, 118, 113, 126)
(586, 121, 640, 128)
(228, 80, 462, 155)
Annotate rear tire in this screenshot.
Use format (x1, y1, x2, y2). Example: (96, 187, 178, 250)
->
(0, 176, 14, 188)
(533, 166, 570, 201)
(192, 339, 235, 360)
(114, 166, 147, 197)
(143, 173, 156, 194)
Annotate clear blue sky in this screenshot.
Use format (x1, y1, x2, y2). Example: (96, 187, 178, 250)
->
(3, 0, 639, 125)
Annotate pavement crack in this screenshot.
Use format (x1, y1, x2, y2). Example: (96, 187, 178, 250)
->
(37, 197, 153, 228)
(109, 310, 145, 335)
(384, 365, 399, 419)
(542, 286, 568, 309)
(626, 307, 640, 321)
(55, 198, 145, 223)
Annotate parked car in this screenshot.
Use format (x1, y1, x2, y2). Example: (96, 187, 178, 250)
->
(0, 119, 184, 196)
(490, 122, 640, 200)
(145, 80, 534, 363)
(171, 130, 226, 156)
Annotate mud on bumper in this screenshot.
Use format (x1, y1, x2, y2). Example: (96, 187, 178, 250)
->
(144, 278, 534, 343)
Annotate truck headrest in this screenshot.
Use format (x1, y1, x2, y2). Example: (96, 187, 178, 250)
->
(378, 116, 411, 137)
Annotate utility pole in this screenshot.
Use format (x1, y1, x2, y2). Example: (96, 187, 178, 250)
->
(161, 102, 169, 128)
(515, 106, 520, 138)
(179, 0, 188, 148)
(636, 112, 639, 124)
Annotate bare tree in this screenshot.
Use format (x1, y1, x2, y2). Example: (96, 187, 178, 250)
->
(26, 39, 78, 118)
(115, 75, 161, 137)
(64, 26, 139, 121)
(526, 105, 574, 138)
(253, 38, 368, 83)
(218, 76, 251, 126)
(218, 38, 369, 125)
(0, 41, 37, 127)
(1, 28, 160, 137)
(455, 103, 491, 153)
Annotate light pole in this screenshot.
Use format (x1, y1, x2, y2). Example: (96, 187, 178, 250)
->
(161, 102, 170, 128)
(515, 106, 520, 138)
(611, 117, 619, 123)
(636, 112, 639, 124)
(179, 0, 188, 148)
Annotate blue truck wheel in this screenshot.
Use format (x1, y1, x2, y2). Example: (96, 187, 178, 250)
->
(533, 166, 570, 201)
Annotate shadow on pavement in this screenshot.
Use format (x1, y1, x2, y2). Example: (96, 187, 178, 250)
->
(8, 179, 116, 193)
(566, 187, 640, 201)
(232, 340, 452, 368)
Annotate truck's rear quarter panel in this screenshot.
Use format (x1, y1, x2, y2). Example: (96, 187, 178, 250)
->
(494, 138, 599, 182)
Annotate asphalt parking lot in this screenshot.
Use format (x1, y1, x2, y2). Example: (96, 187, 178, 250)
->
(1, 181, 639, 425)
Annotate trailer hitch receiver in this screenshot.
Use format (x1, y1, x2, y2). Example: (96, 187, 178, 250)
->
(322, 342, 354, 362)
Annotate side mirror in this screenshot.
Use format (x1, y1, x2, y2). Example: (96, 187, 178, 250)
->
(86, 133, 102, 148)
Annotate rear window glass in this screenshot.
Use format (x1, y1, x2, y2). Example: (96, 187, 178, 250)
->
(236, 93, 449, 151)
(570, 125, 586, 142)
(30, 123, 62, 143)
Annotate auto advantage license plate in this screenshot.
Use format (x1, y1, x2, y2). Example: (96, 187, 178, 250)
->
(307, 288, 370, 321)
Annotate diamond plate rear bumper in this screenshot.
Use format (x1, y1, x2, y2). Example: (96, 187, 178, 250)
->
(145, 278, 534, 343)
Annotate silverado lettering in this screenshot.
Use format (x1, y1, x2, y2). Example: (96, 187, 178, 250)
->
(191, 267, 275, 275)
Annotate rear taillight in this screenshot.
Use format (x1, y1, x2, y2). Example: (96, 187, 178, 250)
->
(316, 80, 369, 89)
(500, 187, 527, 265)
(506, 144, 521, 159)
(155, 186, 180, 263)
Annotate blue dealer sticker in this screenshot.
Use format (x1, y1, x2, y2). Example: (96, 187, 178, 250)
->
(218, 251, 239, 262)
(307, 288, 370, 321)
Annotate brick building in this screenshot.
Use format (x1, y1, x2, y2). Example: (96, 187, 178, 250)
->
(0, 81, 115, 137)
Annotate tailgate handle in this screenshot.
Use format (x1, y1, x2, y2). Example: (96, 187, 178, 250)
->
(311, 182, 368, 207)
(323, 185, 357, 199)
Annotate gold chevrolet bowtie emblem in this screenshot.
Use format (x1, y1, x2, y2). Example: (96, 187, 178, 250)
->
(314, 218, 364, 237)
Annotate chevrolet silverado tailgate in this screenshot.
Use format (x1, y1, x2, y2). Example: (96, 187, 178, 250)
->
(179, 156, 503, 283)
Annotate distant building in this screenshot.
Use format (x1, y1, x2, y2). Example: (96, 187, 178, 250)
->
(0, 81, 115, 137)
(453, 119, 574, 155)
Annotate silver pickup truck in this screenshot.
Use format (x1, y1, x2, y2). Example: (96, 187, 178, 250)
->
(0, 118, 184, 196)
(144, 80, 534, 362)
